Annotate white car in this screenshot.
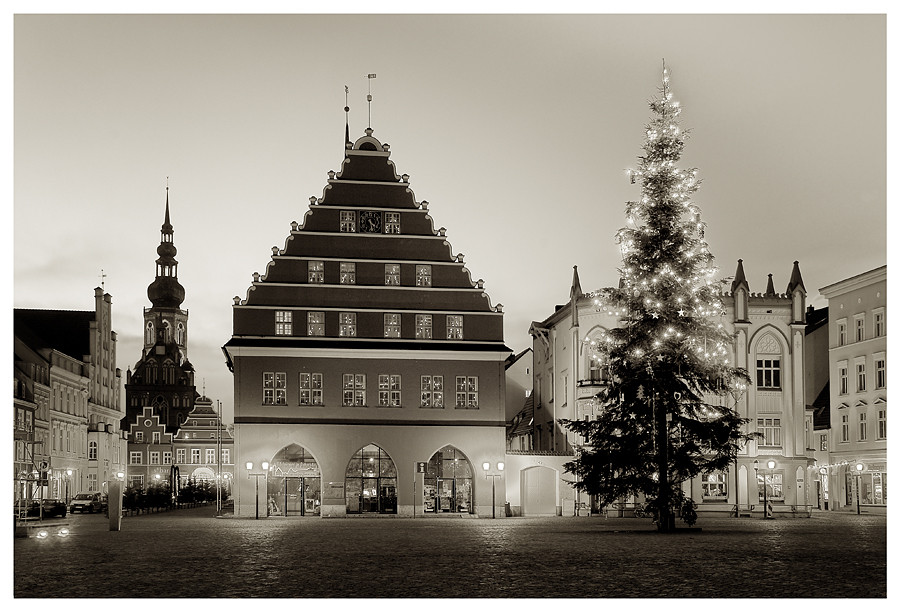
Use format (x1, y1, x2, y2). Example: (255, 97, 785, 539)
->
(69, 492, 105, 513)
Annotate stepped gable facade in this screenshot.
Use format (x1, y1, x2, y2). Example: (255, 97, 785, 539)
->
(224, 127, 511, 518)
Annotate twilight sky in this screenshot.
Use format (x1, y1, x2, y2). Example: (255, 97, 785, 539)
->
(13, 13, 886, 423)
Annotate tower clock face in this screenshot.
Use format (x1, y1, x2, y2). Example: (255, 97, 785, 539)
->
(360, 211, 382, 233)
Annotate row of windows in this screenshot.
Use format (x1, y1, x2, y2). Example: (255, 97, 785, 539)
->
(129, 449, 231, 465)
(838, 358, 886, 394)
(274, 311, 464, 340)
(263, 372, 479, 409)
(307, 261, 434, 286)
(839, 409, 887, 443)
(837, 310, 885, 346)
(339, 210, 401, 234)
(145, 320, 186, 345)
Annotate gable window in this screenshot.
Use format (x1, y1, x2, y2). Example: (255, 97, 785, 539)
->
(447, 315, 464, 340)
(385, 212, 401, 234)
(308, 260, 325, 284)
(415, 264, 432, 287)
(263, 372, 287, 405)
(299, 373, 323, 406)
(757, 418, 782, 446)
(152, 431, 161, 444)
(339, 312, 357, 337)
(307, 311, 325, 336)
(378, 375, 402, 407)
(275, 311, 292, 335)
(342, 374, 366, 407)
(340, 211, 357, 233)
(385, 264, 400, 285)
(455, 376, 478, 408)
(135, 431, 144, 443)
(420, 376, 444, 408)
(340, 262, 356, 285)
(855, 315, 865, 342)
(416, 314, 432, 339)
(384, 313, 401, 338)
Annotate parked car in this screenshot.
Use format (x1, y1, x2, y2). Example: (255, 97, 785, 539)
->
(70, 492, 106, 513)
(17, 499, 67, 519)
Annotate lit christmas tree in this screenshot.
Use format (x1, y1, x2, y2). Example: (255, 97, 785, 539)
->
(563, 63, 754, 532)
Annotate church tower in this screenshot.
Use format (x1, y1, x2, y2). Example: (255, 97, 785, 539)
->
(124, 189, 197, 434)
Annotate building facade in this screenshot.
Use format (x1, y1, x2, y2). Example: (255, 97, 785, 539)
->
(524, 260, 815, 517)
(223, 127, 510, 518)
(124, 192, 197, 435)
(14, 288, 125, 501)
(818, 266, 887, 513)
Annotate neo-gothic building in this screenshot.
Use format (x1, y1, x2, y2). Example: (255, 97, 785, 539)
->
(518, 260, 815, 517)
(223, 126, 510, 518)
(124, 192, 198, 434)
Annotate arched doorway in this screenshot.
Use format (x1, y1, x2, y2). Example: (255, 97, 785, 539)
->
(522, 465, 557, 516)
(267, 444, 321, 516)
(345, 444, 397, 514)
(423, 445, 473, 514)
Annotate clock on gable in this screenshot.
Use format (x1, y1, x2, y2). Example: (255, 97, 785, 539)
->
(360, 211, 382, 233)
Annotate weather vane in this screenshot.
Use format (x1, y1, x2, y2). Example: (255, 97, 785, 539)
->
(367, 73, 376, 128)
(99, 268, 106, 291)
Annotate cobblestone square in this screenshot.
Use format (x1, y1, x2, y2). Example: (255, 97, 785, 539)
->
(13, 506, 886, 598)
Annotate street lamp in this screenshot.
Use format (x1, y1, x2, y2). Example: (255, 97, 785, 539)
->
(247, 461, 269, 520)
(756, 459, 776, 519)
(855, 462, 865, 515)
(65, 469, 73, 504)
(482, 461, 504, 519)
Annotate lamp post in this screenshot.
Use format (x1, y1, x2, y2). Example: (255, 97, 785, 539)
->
(65, 469, 73, 504)
(482, 461, 504, 519)
(855, 462, 864, 515)
(247, 461, 269, 520)
(755, 459, 776, 519)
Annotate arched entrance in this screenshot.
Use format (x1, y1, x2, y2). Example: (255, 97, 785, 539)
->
(423, 445, 473, 514)
(267, 444, 321, 516)
(345, 444, 397, 514)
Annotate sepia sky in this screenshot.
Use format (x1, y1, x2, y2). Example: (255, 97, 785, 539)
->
(12, 11, 887, 423)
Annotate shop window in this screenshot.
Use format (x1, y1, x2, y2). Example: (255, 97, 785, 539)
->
(757, 471, 784, 501)
(299, 373, 323, 406)
(420, 375, 444, 408)
(343, 374, 366, 407)
(378, 375, 402, 406)
(423, 446, 474, 514)
(275, 311, 292, 335)
(345, 444, 397, 514)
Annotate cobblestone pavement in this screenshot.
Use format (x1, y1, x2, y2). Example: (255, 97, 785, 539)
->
(14, 507, 886, 598)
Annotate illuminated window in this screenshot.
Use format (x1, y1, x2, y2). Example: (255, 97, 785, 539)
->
(378, 375, 402, 406)
(385, 264, 400, 285)
(299, 373, 323, 406)
(701, 472, 728, 499)
(263, 372, 287, 405)
(416, 314, 432, 339)
(757, 418, 781, 446)
(342, 374, 366, 407)
(339, 312, 357, 337)
(420, 376, 444, 408)
(307, 312, 324, 336)
(455, 376, 478, 408)
(447, 315, 464, 340)
(275, 311, 292, 335)
(384, 313, 401, 338)
(385, 212, 400, 234)
(205, 449, 216, 464)
(416, 265, 432, 287)
(340, 262, 356, 285)
(308, 261, 324, 284)
(340, 211, 356, 233)
(757, 471, 783, 501)
(191, 449, 200, 464)
(176, 449, 186, 463)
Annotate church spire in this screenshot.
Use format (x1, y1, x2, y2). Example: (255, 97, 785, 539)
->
(147, 187, 185, 309)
